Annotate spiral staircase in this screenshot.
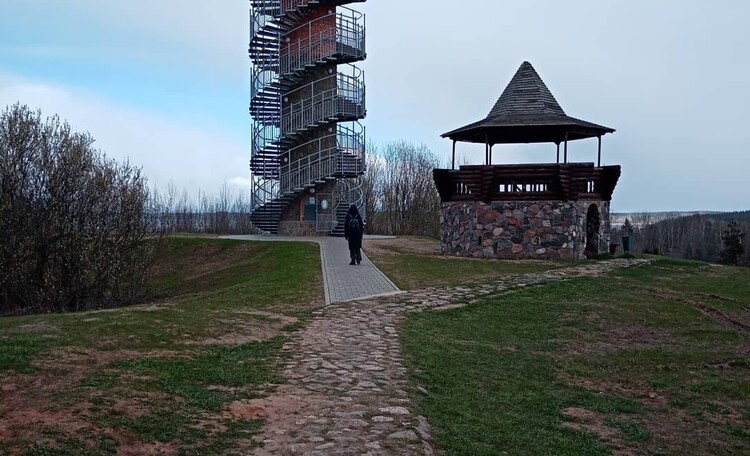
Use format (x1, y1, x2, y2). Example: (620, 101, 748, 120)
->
(248, 0, 367, 235)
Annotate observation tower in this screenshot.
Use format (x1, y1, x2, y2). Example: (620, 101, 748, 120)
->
(248, 0, 367, 235)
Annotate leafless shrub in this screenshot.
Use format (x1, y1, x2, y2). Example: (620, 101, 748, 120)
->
(0, 104, 156, 315)
(362, 140, 441, 237)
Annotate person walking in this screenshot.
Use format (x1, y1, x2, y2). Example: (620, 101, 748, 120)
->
(622, 218, 634, 253)
(344, 204, 364, 265)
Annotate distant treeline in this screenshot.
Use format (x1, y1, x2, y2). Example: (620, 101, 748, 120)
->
(612, 211, 749, 266)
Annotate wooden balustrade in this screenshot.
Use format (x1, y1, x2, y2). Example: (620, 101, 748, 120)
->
(433, 163, 621, 203)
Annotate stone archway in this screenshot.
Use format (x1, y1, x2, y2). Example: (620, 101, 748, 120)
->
(586, 203, 601, 259)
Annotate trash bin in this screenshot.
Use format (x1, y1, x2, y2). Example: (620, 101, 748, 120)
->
(622, 236, 631, 253)
(609, 243, 619, 254)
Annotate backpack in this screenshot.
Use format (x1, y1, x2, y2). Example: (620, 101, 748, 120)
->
(349, 217, 361, 234)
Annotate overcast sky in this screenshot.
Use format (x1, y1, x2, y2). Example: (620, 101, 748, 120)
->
(1, 0, 748, 212)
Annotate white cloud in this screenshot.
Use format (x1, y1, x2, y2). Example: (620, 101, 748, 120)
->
(8, 0, 249, 78)
(227, 176, 253, 189)
(0, 73, 251, 198)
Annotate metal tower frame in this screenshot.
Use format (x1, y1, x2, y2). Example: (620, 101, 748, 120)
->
(248, 0, 367, 235)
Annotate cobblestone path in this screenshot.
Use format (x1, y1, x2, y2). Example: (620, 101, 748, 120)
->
(246, 258, 650, 455)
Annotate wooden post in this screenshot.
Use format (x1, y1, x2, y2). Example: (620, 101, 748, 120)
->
(484, 133, 490, 165)
(597, 136, 602, 167)
(564, 133, 568, 163)
(452, 140, 456, 170)
(556, 142, 560, 163)
(489, 144, 493, 165)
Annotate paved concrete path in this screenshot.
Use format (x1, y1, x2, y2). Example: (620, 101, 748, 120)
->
(220, 235, 401, 304)
(237, 258, 651, 455)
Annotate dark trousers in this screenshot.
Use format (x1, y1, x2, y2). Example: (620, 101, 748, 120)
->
(348, 237, 362, 262)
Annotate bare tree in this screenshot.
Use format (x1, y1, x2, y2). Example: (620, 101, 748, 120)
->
(362, 140, 441, 237)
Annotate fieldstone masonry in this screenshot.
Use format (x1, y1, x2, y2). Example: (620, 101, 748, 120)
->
(279, 221, 322, 237)
(440, 200, 611, 260)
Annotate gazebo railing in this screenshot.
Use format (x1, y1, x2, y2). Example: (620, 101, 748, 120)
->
(434, 163, 621, 203)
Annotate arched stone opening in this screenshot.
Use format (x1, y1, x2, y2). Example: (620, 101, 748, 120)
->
(585, 203, 601, 259)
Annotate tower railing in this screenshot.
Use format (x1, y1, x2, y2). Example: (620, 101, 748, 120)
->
(251, 123, 281, 159)
(249, 2, 281, 42)
(278, 122, 365, 195)
(251, 9, 364, 120)
(279, 0, 366, 15)
(280, 8, 365, 75)
(251, 166, 280, 210)
(250, 68, 280, 108)
(280, 68, 365, 137)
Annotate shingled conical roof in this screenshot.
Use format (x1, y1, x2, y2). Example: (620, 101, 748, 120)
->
(487, 62, 566, 118)
(442, 62, 614, 144)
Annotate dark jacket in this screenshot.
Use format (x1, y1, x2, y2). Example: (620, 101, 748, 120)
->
(344, 205, 364, 247)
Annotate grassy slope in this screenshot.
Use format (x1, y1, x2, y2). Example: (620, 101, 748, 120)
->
(0, 238, 321, 455)
(401, 259, 750, 456)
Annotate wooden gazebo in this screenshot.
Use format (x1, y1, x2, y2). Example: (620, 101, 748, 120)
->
(433, 62, 621, 260)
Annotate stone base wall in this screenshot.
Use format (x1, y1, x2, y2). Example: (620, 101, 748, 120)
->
(440, 200, 611, 260)
(278, 221, 322, 237)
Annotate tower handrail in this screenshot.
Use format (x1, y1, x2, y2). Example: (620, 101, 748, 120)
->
(280, 69, 365, 136)
(278, 122, 364, 192)
(279, 8, 364, 74)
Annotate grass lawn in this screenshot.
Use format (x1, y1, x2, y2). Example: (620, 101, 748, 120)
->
(0, 237, 322, 455)
(364, 236, 564, 290)
(401, 258, 750, 456)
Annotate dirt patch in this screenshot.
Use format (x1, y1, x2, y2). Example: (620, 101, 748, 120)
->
(185, 311, 298, 346)
(117, 441, 177, 456)
(604, 325, 677, 349)
(564, 324, 678, 355)
(640, 407, 747, 455)
(220, 390, 329, 454)
(0, 347, 187, 453)
(705, 407, 745, 427)
(651, 288, 750, 335)
(562, 407, 622, 440)
(0, 408, 90, 445)
(110, 396, 155, 419)
(561, 407, 637, 456)
(223, 393, 309, 422)
(561, 376, 750, 454)
(0, 377, 94, 452)
(563, 374, 669, 407)
(33, 348, 186, 372)
(9, 322, 59, 335)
